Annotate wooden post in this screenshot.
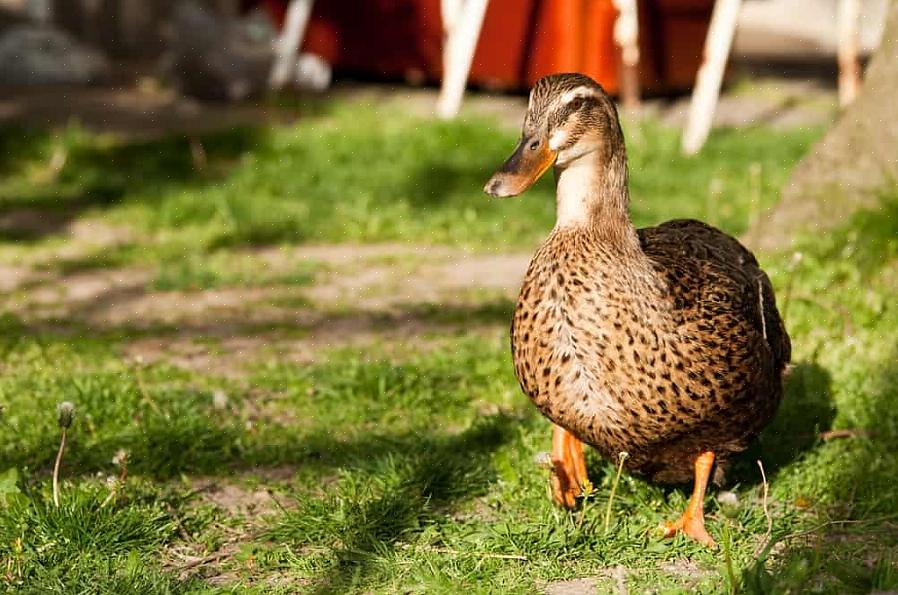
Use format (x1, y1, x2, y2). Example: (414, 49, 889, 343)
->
(612, 0, 641, 112)
(838, 0, 862, 106)
(436, 0, 489, 119)
(270, 0, 315, 90)
(441, 0, 462, 30)
(681, 0, 742, 156)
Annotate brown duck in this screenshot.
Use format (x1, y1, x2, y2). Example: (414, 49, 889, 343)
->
(484, 73, 790, 547)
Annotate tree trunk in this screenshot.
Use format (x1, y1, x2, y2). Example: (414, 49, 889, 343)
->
(748, 0, 898, 253)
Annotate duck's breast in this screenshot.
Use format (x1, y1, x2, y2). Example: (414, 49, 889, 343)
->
(511, 237, 667, 455)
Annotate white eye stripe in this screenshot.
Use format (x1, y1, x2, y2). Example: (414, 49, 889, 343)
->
(548, 129, 568, 151)
(559, 87, 599, 106)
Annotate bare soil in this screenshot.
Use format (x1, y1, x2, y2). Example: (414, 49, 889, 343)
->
(3, 240, 529, 373)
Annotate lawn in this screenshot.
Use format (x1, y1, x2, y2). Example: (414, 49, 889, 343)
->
(1, 96, 896, 594)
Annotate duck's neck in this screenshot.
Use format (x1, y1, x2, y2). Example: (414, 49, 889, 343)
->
(553, 149, 638, 248)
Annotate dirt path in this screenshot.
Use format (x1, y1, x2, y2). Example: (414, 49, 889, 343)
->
(2, 241, 530, 374)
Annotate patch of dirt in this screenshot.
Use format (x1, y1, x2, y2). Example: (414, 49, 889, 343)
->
(543, 562, 711, 595)
(65, 219, 137, 248)
(262, 242, 459, 266)
(542, 577, 599, 595)
(162, 466, 306, 584)
(0, 208, 69, 237)
(10, 243, 527, 323)
(199, 482, 276, 516)
(543, 577, 599, 595)
(123, 318, 506, 376)
(657, 559, 710, 578)
(0, 264, 42, 292)
(656, 77, 836, 132)
(304, 250, 528, 308)
(543, 567, 631, 595)
(7, 243, 526, 373)
(10, 268, 154, 321)
(190, 475, 295, 518)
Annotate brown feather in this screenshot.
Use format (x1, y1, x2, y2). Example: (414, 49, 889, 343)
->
(510, 75, 791, 485)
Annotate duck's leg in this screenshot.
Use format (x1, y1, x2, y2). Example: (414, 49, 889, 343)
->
(567, 433, 589, 490)
(550, 424, 588, 508)
(662, 451, 717, 547)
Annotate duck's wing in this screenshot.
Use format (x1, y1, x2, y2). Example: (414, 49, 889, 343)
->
(637, 219, 791, 375)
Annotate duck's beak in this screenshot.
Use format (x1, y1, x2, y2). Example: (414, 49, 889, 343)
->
(483, 137, 556, 198)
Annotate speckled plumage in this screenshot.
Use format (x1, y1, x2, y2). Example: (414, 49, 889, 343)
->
(507, 75, 791, 486)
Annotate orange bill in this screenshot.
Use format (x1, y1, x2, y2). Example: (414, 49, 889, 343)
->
(483, 138, 556, 198)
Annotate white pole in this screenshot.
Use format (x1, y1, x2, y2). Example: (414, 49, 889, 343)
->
(612, 0, 641, 112)
(681, 0, 742, 155)
(837, 0, 861, 107)
(436, 0, 489, 119)
(269, 0, 315, 90)
(441, 0, 462, 31)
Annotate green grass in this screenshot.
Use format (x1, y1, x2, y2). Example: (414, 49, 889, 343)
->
(1, 98, 896, 593)
(0, 102, 816, 258)
(150, 251, 320, 292)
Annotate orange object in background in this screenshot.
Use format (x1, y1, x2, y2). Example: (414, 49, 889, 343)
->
(471, 0, 621, 91)
(287, 0, 713, 95)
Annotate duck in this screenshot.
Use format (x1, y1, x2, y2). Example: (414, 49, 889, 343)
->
(484, 73, 791, 547)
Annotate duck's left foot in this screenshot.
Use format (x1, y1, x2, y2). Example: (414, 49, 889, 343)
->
(550, 424, 589, 508)
(661, 451, 718, 548)
(662, 510, 716, 548)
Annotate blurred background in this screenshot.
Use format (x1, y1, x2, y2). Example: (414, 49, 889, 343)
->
(0, 0, 888, 126)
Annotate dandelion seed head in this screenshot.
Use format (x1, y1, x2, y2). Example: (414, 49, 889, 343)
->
(56, 401, 75, 429)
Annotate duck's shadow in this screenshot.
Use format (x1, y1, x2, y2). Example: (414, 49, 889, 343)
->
(729, 361, 836, 485)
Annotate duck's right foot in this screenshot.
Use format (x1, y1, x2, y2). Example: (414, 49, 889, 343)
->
(550, 424, 589, 508)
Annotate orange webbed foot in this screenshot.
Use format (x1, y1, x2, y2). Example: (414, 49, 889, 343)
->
(662, 511, 717, 548)
(550, 425, 589, 508)
(661, 451, 718, 548)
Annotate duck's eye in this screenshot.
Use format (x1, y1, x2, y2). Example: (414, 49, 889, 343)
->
(529, 140, 540, 151)
(569, 97, 584, 110)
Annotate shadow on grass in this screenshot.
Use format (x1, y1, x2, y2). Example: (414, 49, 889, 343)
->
(404, 158, 498, 208)
(268, 414, 518, 594)
(764, 362, 837, 468)
(0, 126, 265, 242)
(737, 198, 898, 592)
(23, 409, 517, 592)
(0, 296, 514, 361)
(741, 350, 898, 593)
(1, 298, 514, 480)
(699, 362, 835, 490)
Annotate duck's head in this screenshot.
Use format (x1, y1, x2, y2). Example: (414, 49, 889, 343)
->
(484, 73, 624, 198)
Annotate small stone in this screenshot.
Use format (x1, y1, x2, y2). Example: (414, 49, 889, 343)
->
(718, 490, 741, 518)
(717, 490, 739, 507)
(112, 449, 128, 467)
(533, 451, 553, 469)
(212, 390, 229, 410)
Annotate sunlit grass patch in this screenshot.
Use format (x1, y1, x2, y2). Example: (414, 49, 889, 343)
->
(0, 481, 180, 593)
(0, 103, 895, 592)
(0, 106, 820, 260)
(151, 251, 320, 292)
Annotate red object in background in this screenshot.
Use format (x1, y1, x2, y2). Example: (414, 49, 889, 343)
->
(261, 0, 713, 94)
(258, 0, 287, 27)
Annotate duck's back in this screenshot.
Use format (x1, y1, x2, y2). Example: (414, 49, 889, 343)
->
(629, 219, 791, 482)
(637, 219, 791, 375)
